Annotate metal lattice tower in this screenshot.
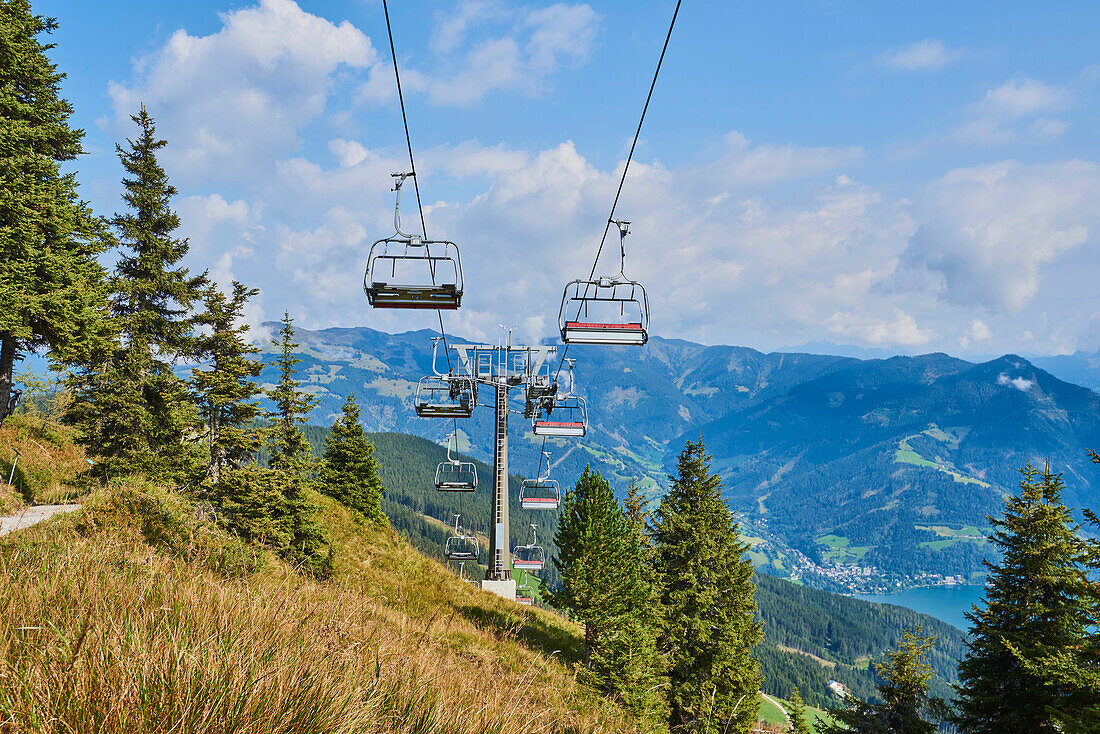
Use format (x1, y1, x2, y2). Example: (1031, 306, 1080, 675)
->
(430, 340, 560, 599)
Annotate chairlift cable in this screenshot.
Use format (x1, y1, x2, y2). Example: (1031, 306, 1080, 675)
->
(554, 0, 682, 379)
(381, 0, 454, 377)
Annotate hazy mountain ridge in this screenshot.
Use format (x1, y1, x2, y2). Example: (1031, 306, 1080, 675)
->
(258, 323, 1100, 587)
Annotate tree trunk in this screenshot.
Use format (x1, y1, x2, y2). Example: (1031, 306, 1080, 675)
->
(0, 333, 19, 427)
(206, 405, 221, 485)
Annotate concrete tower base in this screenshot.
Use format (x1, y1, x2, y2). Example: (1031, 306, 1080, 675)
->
(480, 579, 517, 602)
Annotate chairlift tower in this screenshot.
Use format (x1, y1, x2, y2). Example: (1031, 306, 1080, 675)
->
(431, 337, 561, 601)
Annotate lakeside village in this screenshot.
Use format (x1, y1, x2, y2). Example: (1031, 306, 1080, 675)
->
(746, 523, 974, 594)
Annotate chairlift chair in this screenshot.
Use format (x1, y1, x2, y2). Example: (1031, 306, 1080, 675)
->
(558, 220, 648, 345)
(520, 452, 561, 510)
(532, 395, 587, 437)
(435, 435, 478, 492)
(444, 515, 479, 561)
(512, 524, 546, 571)
(515, 581, 535, 606)
(415, 375, 475, 419)
(364, 172, 464, 310)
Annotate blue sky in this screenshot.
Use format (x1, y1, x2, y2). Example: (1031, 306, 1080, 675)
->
(37, 0, 1100, 355)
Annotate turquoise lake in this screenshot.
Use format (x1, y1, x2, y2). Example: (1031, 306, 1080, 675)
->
(853, 584, 986, 632)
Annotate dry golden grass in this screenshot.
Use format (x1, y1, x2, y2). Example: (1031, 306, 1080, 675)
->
(0, 484, 640, 733)
(0, 413, 89, 508)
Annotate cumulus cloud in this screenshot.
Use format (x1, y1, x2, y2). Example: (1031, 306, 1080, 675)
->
(825, 310, 934, 346)
(877, 39, 960, 71)
(359, 1, 598, 106)
(262, 131, 907, 347)
(958, 319, 993, 350)
(107, 0, 375, 182)
(899, 160, 1100, 312)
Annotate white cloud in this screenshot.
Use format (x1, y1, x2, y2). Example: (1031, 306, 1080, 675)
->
(997, 373, 1034, 392)
(108, 0, 375, 182)
(978, 78, 1069, 118)
(899, 160, 1100, 312)
(877, 39, 960, 71)
(825, 310, 935, 346)
(958, 319, 993, 349)
(956, 77, 1071, 145)
(359, 1, 599, 106)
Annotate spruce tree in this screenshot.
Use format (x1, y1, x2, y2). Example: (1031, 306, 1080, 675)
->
(549, 466, 630, 666)
(69, 107, 207, 480)
(320, 392, 387, 525)
(788, 688, 811, 734)
(651, 439, 762, 733)
(0, 0, 109, 426)
(550, 470, 668, 729)
(191, 281, 262, 485)
(264, 312, 326, 574)
(953, 462, 1093, 733)
(821, 627, 945, 734)
(597, 479, 669, 728)
(999, 451, 1100, 733)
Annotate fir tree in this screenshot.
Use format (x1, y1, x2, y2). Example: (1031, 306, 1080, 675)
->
(69, 107, 207, 481)
(320, 392, 387, 525)
(821, 627, 946, 734)
(191, 281, 262, 486)
(264, 312, 326, 574)
(953, 461, 1093, 733)
(0, 0, 109, 426)
(651, 439, 762, 733)
(788, 688, 812, 734)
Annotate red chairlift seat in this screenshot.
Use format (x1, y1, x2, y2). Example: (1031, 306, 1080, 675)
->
(559, 277, 649, 345)
(557, 221, 649, 345)
(512, 525, 545, 571)
(532, 394, 587, 438)
(515, 585, 534, 605)
(521, 452, 560, 509)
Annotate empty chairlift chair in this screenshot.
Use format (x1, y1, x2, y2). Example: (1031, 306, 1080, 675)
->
(512, 524, 545, 571)
(364, 172, 464, 310)
(533, 364, 587, 437)
(415, 375, 475, 419)
(520, 452, 560, 510)
(515, 580, 535, 606)
(559, 220, 649, 345)
(444, 515, 479, 562)
(532, 395, 587, 437)
(436, 435, 477, 492)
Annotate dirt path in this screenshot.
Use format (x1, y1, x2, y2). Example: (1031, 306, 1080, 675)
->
(0, 504, 81, 537)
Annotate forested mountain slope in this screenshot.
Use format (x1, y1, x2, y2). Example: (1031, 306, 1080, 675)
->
(260, 324, 1100, 586)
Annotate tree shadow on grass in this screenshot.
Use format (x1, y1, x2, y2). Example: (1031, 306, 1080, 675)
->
(454, 602, 585, 666)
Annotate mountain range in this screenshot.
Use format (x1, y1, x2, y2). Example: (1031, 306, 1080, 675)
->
(258, 324, 1100, 589)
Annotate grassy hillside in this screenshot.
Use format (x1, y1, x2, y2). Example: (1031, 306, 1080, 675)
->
(0, 411, 88, 511)
(0, 482, 642, 733)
